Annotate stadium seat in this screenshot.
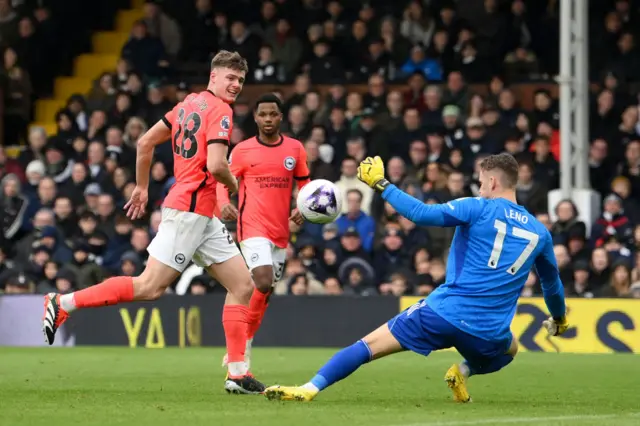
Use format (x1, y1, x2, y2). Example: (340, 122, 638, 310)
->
(54, 77, 94, 100)
(26, 2, 144, 144)
(92, 31, 130, 54)
(74, 54, 120, 78)
(34, 99, 66, 123)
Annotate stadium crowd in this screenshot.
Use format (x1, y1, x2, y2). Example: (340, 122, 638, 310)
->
(1, 0, 640, 299)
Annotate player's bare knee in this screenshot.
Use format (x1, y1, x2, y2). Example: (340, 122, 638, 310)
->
(252, 266, 273, 293)
(363, 323, 403, 360)
(229, 276, 254, 304)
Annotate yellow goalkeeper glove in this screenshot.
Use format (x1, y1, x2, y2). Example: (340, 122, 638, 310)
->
(357, 156, 390, 192)
(543, 316, 569, 336)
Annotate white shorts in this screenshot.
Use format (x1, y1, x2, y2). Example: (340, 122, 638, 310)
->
(147, 208, 240, 272)
(240, 237, 286, 281)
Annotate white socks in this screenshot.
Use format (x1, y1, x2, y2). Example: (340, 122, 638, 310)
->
(301, 382, 320, 392)
(228, 362, 248, 378)
(59, 294, 77, 313)
(458, 362, 470, 379)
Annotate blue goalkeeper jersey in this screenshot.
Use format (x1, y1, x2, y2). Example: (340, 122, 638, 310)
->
(382, 185, 565, 342)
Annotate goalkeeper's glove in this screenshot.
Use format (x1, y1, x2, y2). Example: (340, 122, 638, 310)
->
(543, 316, 569, 336)
(357, 156, 390, 192)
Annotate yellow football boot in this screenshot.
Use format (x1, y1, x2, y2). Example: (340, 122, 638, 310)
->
(444, 364, 472, 403)
(264, 385, 318, 402)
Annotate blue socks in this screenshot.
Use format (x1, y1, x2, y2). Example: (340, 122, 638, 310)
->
(309, 340, 373, 391)
(464, 353, 514, 377)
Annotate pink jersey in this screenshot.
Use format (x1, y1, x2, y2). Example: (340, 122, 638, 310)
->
(217, 135, 310, 248)
(162, 90, 232, 217)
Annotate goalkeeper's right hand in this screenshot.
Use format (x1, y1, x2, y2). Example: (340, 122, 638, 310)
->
(543, 316, 569, 336)
(357, 156, 390, 192)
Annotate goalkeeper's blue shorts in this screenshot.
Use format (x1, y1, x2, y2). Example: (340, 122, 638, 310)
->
(387, 300, 512, 367)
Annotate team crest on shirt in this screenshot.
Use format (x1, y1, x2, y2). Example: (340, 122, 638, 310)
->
(220, 115, 230, 130)
(284, 156, 296, 171)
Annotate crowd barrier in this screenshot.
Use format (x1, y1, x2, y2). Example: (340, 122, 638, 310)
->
(1, 295, 639, 353)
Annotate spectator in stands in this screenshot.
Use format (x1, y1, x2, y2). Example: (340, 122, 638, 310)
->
(66, 94, 88, 133)
(36, 260, 58, 294)
(531, 135, 559, 189)
(374, 224, 411, 282)
(3, 46, 30, 145)
(401, 45, 442, 82)
(18, 127, 46, 169)
(183, 0, 216, 62)
(504, 47, 540, 81)
(222, 21, 260, 70)
(336, 189, 375, 253)
(591, 193, 634, 248)
(53, 196, 77, 239)
(121, 20, 169, 80)
(442, 71, 470, 111)
(457, 41, 492, 84)
(265, 19, 302, 79)
(551, 199, 586, 244)
(516, 161, 546, 214)
(87, 72, 116, 112)
(35, 177, 56, 211)
(375, 90, 404, 133)
(0, 146, 24, 183)
(1, 173, 27, 242)
(252, 44, 285, 83)
(308, 38, 345, 84)
(282, 105, 309, 141)
(611, 175, 640, 224)
(400, 1, 435, 48)
(379, 16, 411, 67)
(3, 272, 34, 294)
(142, 0, 181, 58)
(618, 140, 640, 197)
(0, 0, 19, 46)
(305, 140, 335, 182)
(335, 157, 373, 215)
(602, 260, 633, 298)
(437, 170, 471, 202)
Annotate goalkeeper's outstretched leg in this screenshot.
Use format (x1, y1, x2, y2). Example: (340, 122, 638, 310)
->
(264, 299, 519, 403)
(264, 322, 404, 402)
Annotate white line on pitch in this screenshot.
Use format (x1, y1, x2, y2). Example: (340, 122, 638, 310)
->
(395, 412, 640, 426)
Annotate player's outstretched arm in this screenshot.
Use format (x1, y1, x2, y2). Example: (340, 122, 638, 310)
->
(535, 233, 569, 336)
(357, 156, 484, 227)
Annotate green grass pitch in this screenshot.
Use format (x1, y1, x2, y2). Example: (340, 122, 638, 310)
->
(0, 347, 638, 426)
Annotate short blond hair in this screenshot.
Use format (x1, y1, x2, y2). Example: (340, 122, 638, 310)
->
(211, 50, 248, 73)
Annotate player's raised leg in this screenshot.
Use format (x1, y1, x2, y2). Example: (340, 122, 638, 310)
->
(264, 321, 404, 401)
(44, 256, 181, 344)
(43, 207, 212, 345)
(445, 333, 519, 403)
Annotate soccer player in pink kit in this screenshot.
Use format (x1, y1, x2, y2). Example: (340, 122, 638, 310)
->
(217, 94, 310, 369)
(42, 51, 266, 394)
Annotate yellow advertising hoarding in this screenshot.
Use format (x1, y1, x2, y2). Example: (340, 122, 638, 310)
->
(400, 297, 640, 354)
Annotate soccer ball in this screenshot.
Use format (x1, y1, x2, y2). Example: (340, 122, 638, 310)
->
(296, 179, 342, 224)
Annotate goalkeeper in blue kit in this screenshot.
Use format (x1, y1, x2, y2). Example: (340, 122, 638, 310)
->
(264, 153, 569, 403)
